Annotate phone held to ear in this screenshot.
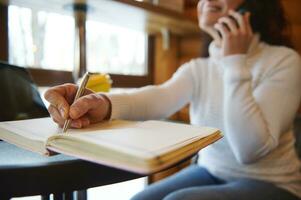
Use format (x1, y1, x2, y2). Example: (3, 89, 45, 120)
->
(238, 8, 248, 15)
(216, 8, 250, 38)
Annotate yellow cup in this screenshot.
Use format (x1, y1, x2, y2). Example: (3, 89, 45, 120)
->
(85, 73, 112, 92)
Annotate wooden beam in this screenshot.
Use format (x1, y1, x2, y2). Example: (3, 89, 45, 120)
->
(0, 4, 8, 61)
(154, 33, 180, 85)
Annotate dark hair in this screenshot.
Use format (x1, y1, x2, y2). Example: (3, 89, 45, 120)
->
(200, 0, 293, 57)
(239, 0, 292, 47)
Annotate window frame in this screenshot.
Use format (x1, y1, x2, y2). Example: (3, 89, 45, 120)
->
(0, 4, 8, 62)
(2, 4, 154, 88)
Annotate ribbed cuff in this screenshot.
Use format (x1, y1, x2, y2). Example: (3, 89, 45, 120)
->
(221, 55, 251, 83)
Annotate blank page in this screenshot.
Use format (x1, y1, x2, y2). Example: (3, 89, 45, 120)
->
(0, 117, 60, 142)
(60, 120, 218, 156)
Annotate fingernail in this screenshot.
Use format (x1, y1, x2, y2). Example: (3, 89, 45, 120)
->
(72, 121, 81, 128)
(70, 107, 78, 119)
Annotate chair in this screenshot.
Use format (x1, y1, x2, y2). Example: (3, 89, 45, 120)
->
(0, 62, 141, 199)
(0, 61, 49, 121)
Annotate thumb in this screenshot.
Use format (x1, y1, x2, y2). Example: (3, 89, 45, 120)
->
(69, 94, 101, 119)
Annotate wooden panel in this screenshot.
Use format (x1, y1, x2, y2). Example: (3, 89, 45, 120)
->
(154, 33, 180, 84)
(179, 35, 202, 57)
(282, 0, 301, 24)
(155, 0, 184, 13)
(148, 156, 192, 184)
(291, 24, 301, 54)
(28, 68, 74, 86)
(0, 4, 8, 61)
(281, 0, 301, 54)
(29, 68, 154, 87)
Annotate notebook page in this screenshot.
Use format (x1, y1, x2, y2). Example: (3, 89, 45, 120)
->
(60, 120, 218, 156)
(0, 117, 60, 142)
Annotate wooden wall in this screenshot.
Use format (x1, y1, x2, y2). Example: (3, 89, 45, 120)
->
(0, 4, 8, 61)
(282, 0, 301, 54)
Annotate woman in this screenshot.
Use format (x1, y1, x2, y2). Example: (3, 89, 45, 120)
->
(44, 0, 301, 199)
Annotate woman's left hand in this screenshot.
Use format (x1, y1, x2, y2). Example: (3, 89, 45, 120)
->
(214, 10, 253, 56)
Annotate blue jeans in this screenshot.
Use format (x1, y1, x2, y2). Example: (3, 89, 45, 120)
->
(131, 165, 299, 200)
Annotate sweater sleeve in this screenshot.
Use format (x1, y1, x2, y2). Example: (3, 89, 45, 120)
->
(222, 50, 301, 164)
(106, 63, 195, 120)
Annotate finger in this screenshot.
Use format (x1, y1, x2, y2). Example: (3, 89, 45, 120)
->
(218, 17, 239, 34)
(69, 94, 101, 120)
(44, 84, 78, 118)
(229, 10, 246, 33)
(214, 23, 229, 39)
(48, 105, 65, 126)
(45, 84, 78, 103)
(245, 12, 253, 35)
(70, 116, 90, 129)
(209, 28, 222, 45)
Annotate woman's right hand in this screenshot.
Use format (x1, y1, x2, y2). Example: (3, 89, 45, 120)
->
(44, 83, 111, 129)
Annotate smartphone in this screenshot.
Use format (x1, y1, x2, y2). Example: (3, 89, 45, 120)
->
(216, 3, 252, 38)
(237, 0, 252, 13)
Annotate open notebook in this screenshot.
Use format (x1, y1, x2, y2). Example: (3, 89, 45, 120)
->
(0, 117, 222, 174)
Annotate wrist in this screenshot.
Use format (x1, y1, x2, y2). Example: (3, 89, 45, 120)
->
(223, 46, 249, 57)
(220, 55, 251, 83)
(99, 93, 112, 120)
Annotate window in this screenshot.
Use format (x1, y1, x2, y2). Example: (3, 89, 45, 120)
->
(9, 5, 75, 71)
(8, 5, 152, 87)
(86, 20, 147, 76)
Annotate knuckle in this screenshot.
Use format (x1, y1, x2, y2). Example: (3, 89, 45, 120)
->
(52, 116, 64, 126)
(234, 13, 241, 19)
(84, 94, 101, 105)
(79, 97, 91, 108)
(44, 90, 53, 101)
(232, 32, 238, 36)
(47, 105, 56, 114)
(63, 83, 76, 88)
(225, 34, 231, 39)
(53, 117, 59, 123)
(236, 32, 242, 37)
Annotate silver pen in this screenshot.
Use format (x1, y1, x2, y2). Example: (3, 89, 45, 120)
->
(63, 72, 91, 133)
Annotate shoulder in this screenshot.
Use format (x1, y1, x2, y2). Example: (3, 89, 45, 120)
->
(172, 57, 209, 87)
(260, 44, 301, 68)
(255, 44, 301, 77)
(188, 57, 210, 66)
(253, 44, 301, 90)
(177, 57, 210, 74)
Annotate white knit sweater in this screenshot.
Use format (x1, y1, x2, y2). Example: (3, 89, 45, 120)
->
(107, 35, 301, 198)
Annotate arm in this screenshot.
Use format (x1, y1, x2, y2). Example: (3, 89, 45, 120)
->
(44, 63, 195, 128)
(222, 51, 301, 164)
(107, 63, 195, 120)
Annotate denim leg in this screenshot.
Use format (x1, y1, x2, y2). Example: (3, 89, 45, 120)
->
(163, 178, 300, 200)
(130, 165, 223, 200)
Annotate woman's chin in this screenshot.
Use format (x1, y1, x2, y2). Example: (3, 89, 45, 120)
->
(199, 18, 217, 28)
(199, 22, 215, 33)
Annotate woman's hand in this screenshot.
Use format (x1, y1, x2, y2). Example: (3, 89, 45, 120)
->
(44, 83, 111, 128)
(214, 10, 253, 56)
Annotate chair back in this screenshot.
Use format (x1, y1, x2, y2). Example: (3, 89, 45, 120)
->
(0, 62, 49, 121)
